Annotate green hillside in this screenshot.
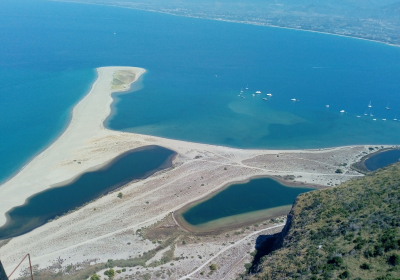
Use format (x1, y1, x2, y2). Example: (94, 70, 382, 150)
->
(248, 163, 400, 280)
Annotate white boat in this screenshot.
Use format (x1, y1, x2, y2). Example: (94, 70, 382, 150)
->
(386, 103, 390, 110)
(240, 89, 243, 93)
(242, 96, 245, 98)
(326, 105, 329, 108)
(370, 114, 374, 117)
(382, 119, 386, 121)
(246, 85, 249, 90)
(394, 116, 398, 121)
(252, 94, 255, 97)
(255, 91, 262, 94)
(357, 116, 361, 118)
(263, 98, 267, 101)
(373, 119, 377, 121)
(291, 98, 297, 101)
(368, 101, 372, 108)
(267, 93, 272, 96)
(340, 110, 345, 113)
(364, 113, 368, 116)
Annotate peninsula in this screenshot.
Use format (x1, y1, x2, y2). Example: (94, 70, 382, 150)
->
(0, 67, 392, 279)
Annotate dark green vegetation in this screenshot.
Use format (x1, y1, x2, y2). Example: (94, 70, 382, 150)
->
(0, 146, 175, 240)
(181, 178, 314, 226)
(246, 163, 400, 280)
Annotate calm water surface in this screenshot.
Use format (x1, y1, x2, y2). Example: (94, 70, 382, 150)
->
(0, 146, 175, 239)
(182, 178, 314, 226)
(364, 149, 400, 171)
(1, 1, 400, 184)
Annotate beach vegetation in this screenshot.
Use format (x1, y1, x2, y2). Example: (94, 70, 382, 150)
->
(117, 192, 123, 199)
(90, 273, 100, 280)
(104, 268, 115, 278)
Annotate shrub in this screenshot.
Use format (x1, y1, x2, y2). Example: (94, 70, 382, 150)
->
(104, 268, 115, 278)
(388, 254, 400, 266)
(335, 169, 343, 174)
(117, 192, 123, 199)
(339, 270, 350, 279)
(210, 264, 217, 270)
(360, 263, 371, 270)
(90, 274, 100, 280)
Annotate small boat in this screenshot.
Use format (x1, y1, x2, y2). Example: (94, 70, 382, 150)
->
(368, 101, 372, 108)
(267, 93, 272, 96)
(252, 94, 255, 97)
(291, 98, 297, 101)
(246, 85, 249, 90)
(386, 103, 390, 110)
(394, 116, 398, 121)
(357, 116, 361, 118)
(364, 113, 368, 116)
(326, 105, 329, 108)
(370, 114, 374, 117)
(263, 98, 267, 101)
(373, 119, 377, 121)
(382, 119, 386, 121)
(340, 110, 345, 113)
(395, 119, 398, 121)
(242, 96, 245, 99)
(238, 95, 241, 97)
(255, 91, 262, 94)
(240, 89, 243, 93)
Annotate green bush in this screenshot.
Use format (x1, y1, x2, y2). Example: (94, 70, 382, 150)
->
(210, 264, 217, 270)
(360, 263, 371, 270)
(117, 192, 123, 199)
(104, 268, 115, 278)
(389, 254, 400, 266)
(90, 274, 100, 280)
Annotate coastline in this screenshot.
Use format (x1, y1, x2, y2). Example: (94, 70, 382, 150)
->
(173, 175, 318, 233)
(49, 0, 400, 48)
(0, 66, 146, 227)
(0, 66, 390, 279)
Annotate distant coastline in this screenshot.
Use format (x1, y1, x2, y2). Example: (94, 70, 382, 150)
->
(50, 0, 400, 48)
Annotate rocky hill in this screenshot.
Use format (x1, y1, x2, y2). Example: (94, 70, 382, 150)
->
(247, 163, 400, 280)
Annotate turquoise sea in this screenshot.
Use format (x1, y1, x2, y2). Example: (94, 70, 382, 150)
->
(1, 0, 400, 184)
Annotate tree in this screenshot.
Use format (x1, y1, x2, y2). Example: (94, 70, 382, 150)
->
(335, 169, 343, 174)
(210, 263, 217, 270)
(117, 192, 123, 199)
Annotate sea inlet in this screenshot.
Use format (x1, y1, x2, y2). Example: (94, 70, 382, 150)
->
(176, 177, 315, 232)
(0, 145, 176, 240)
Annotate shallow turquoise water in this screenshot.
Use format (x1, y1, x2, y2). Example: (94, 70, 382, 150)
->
(1, 0, 400, 184)
(182, 178, 314, 226)
(0, 146, 175, 239)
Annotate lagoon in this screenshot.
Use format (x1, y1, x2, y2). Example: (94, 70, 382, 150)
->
(177, 178, 314, 231)
(364, 149, 400, 171)
(0, 146, 175, 240)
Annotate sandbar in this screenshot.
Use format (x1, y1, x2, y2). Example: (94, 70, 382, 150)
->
(0, 66, 396, 279)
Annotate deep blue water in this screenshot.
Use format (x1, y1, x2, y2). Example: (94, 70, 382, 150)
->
(364, 149, 400, 171)
(0, 145, 176, 239)
(1, 0, 400, 184)
(182, 178, 314, 226)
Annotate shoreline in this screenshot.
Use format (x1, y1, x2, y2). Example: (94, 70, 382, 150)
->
(0, 66, 391, 278)
(50, 0, 400, 49)
(173, 175, 319, 233)
(0, 66, 146, 227)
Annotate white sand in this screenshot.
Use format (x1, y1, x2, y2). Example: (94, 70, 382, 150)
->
(0, 66, 391, 279)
